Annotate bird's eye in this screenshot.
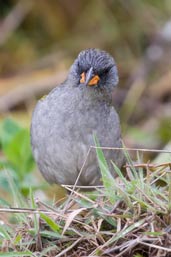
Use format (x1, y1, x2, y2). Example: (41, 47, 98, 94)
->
(80, 72, 86, 83)
(99, 66, 113, 78)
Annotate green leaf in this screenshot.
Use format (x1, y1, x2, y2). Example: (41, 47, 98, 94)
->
(3, 129, 35, 179)
(0, 118, 21, 149)
(0, 252, 32, 257)
(40, 230, 63, 239)
(94, 135, 117, 204)
(133, 254, 144, 257)
(40, 213, 62, 233)
(13, 234, 22, 245)
(144, 231, 163, 236)
(107, 218, 146, 245)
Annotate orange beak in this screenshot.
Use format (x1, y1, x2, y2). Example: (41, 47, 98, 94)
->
(80, 68, 100, 86)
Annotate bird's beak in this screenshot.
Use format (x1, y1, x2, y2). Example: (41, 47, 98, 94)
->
(80, 67, 100, 86)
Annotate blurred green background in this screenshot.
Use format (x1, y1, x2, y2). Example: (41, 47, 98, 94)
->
(0, 0, 171, 201)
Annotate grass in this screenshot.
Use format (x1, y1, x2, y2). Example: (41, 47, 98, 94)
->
(0, 1, 171, 255)
(0, 144, 171, 256)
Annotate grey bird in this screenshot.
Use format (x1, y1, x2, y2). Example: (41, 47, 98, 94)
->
(31, 48, 125, 187)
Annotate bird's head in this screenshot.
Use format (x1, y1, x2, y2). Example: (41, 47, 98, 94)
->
(69, 48, 119, 92)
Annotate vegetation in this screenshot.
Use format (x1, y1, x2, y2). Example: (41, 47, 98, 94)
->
(0, 119, 35, 196)
(0, 0, 171, 256)
(1, 141, 171, 256)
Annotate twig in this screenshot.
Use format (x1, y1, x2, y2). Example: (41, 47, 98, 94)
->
(138, 240, 171, 252)
(125, 162, 171, 169)
(90, 146, 171, 153)
(55, 238, 83, 257)
(0, 207, 62, 216)
(62, 147, 92, 214)
(62, 186, 95, 204)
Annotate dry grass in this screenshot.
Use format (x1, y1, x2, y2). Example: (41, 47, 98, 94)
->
(1, 147, 171, 257)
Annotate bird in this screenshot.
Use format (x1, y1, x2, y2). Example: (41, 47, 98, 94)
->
(30, 48, 125, 187)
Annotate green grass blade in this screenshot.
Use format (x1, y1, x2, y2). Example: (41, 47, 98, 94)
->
(40, 213, 62, 234)
(94, 135, 117, 204)
(0, 252, 32, 257)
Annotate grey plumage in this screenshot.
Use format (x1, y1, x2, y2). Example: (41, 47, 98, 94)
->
(31, 48, 125, 186)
